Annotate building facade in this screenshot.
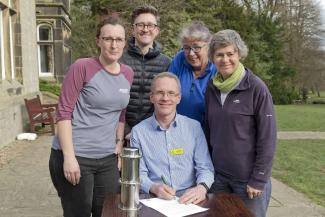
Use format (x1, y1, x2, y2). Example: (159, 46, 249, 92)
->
(0, 0, 71, 147)
(36, 0, 71, 82)
(0, 0, 39, 147)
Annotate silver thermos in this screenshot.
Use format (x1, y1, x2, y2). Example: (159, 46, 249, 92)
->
(119, 147, 142, 211)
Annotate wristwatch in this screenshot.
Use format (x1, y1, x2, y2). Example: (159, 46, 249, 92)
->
(198, 182, 209, 192)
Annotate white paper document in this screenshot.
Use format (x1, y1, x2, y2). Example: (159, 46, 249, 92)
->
(140, 197, 209, 217)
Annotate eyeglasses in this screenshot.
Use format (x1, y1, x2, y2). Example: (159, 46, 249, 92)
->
(182, 44, 206, 54)
(152, 91, 179, 98)
(134, 23, 158, 31)
(214, 51, 237, 59)
(101, 37, 125, 46)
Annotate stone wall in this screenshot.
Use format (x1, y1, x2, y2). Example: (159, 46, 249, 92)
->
(0, 0, 40, 148)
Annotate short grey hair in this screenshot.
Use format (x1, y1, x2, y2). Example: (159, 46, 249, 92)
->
(150, 72, 181, 93)
(179, 21, 212, 44)
(209, 29, 248, 61)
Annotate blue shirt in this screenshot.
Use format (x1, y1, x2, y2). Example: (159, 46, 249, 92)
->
(168, 51, 217, 125)
(130, 114, 214, 194)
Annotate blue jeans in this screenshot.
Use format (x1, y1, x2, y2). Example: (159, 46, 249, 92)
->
(49, 149, 120, 217)
(209, 173, 271, 217)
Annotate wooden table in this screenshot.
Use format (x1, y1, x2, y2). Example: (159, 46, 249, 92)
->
(101, 193, 254, 217)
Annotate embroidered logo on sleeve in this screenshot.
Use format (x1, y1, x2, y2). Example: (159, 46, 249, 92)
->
(233, 99, 240, 104)
(119, 88, 129, 94)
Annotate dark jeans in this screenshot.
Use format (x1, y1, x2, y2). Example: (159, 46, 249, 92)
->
(49, 149, 120, 217)
(209, 173, 271, 217)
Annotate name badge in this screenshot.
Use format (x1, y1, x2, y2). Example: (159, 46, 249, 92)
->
(170, 148, 184, 155)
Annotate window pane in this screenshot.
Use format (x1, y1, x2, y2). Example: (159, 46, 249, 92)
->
(39, 26, 52, 41)
(40, 45, 53, 73)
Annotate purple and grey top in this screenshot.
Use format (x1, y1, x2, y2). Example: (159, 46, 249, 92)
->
(52, 57, 134, 159)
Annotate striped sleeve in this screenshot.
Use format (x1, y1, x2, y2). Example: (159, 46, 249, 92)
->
(57, 58, 100, 121)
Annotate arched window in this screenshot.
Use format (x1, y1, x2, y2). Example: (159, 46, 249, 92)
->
(37, 23, 54, 77)
(39, 25, 52, 41)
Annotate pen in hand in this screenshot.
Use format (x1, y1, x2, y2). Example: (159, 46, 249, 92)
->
(161, 175, 176, 200)
(161, 175, 169, 185)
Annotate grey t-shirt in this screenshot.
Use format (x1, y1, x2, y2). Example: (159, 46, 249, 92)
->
(52, 57, 133, 158)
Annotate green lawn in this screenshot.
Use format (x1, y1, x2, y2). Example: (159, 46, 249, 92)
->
(273, 104, 325, 206)
(39, 80, 61, 96)
(272, 140, 325, 207)
(275, 104, 325, 131)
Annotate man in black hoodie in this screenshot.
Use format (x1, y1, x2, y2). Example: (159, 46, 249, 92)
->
(120, 5, 171, 135)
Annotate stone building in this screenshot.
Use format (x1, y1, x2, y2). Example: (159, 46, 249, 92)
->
(0, 0, 71, 147)
(36, 0, 71, 82)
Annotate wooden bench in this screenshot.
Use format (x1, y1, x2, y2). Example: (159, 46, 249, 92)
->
(24, 95, 58, 135)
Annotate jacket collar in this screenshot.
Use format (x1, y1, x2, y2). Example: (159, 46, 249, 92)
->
(233, 68, 252, 91)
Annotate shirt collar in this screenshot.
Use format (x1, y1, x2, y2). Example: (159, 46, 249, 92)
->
(150, 113, 179, 131)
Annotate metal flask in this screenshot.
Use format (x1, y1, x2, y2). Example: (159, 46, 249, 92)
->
(119, 147, 142, 211)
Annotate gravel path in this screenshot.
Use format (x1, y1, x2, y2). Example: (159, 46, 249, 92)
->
(0, 140, 32, 169)
(277, 131, 325, 140)
(0, 135, 61, 217)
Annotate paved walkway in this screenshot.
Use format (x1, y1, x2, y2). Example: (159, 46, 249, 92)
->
(0, 135, 324, 217)
(0, 136, 61, 217)
(278, 131, 325, 140)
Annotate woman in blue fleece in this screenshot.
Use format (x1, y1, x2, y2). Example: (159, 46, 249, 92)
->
(205, 29, 277, 217)
(168, 21, 217, 126)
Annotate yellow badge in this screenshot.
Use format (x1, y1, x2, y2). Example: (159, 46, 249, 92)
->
(170, 148, 184, 155)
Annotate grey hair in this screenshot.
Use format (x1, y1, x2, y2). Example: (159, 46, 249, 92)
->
(209, 29, 248, 61)
(179, 21, 212, 44)
(150, 72, 181, 93)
